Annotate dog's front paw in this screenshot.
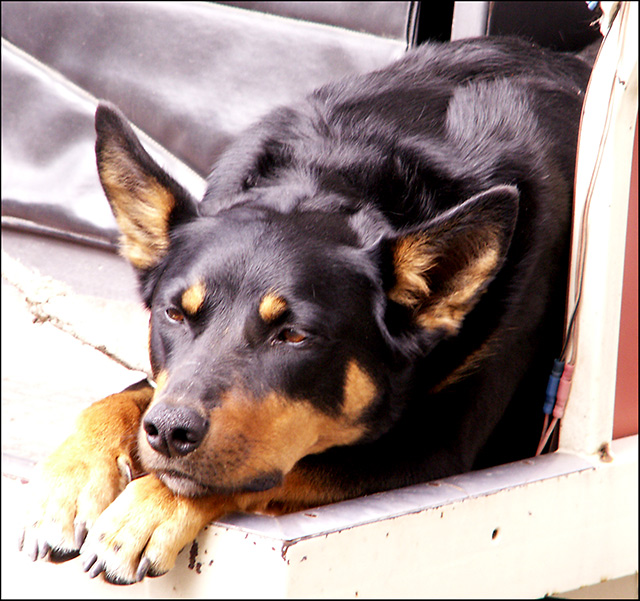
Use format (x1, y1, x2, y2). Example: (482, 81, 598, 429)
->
(20, 438, 134, 563)
(80, 475, 217, 584)
(19, 383, 151, 564)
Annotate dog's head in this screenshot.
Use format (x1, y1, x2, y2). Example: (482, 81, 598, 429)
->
(95, 103, 518, 496)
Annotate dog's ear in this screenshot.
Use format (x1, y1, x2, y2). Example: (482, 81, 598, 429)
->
(95, 103, 198, 270)
(381, 185, 519, 335)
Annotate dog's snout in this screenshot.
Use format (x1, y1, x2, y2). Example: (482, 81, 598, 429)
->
(143, 403, 209, 457)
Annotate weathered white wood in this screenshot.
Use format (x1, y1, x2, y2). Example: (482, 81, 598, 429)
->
(2, 436, 637, 598)
(560, 1, 638, 455)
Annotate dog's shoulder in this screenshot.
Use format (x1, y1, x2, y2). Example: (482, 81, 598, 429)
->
(200, 37, 590, 224)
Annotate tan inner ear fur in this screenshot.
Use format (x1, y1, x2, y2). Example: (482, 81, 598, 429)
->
(390, 231, 501, 334)
(99, 154, 176, 270)
(417, 244, 500, 334)
(388, 234, 436, 308)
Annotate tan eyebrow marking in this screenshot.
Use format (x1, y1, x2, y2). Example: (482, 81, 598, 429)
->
(258, 293, 288, 323)
(181, 280, 207, 315)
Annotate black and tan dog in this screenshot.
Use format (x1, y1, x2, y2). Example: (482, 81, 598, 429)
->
(20, 36, 593, 583)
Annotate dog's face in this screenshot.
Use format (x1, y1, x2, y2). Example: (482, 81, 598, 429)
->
(142, 208, 393, 496)
(95, 103, 518, 496)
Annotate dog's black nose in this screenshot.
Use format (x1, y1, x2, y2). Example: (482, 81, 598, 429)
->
(143, 403, 209, 457)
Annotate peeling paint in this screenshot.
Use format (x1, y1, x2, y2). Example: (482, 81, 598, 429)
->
(599, 442, 614, 463)
(188, 541, 199, 570)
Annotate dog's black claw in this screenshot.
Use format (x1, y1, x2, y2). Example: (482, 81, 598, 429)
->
(74, 523, 88, 549)
(82, 552, 98, 573)
(17, 530, 25, 553)
(88, 559, 106, 579)
(38, 541, 51, 561)
(136, 557, 151, 582)
(26, 540, 38, 562)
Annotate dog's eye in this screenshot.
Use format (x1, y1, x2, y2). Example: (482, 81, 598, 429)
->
(276, 327, 307, 345)
(242, 173, 257, 190)
(165, 307, 185, 323)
